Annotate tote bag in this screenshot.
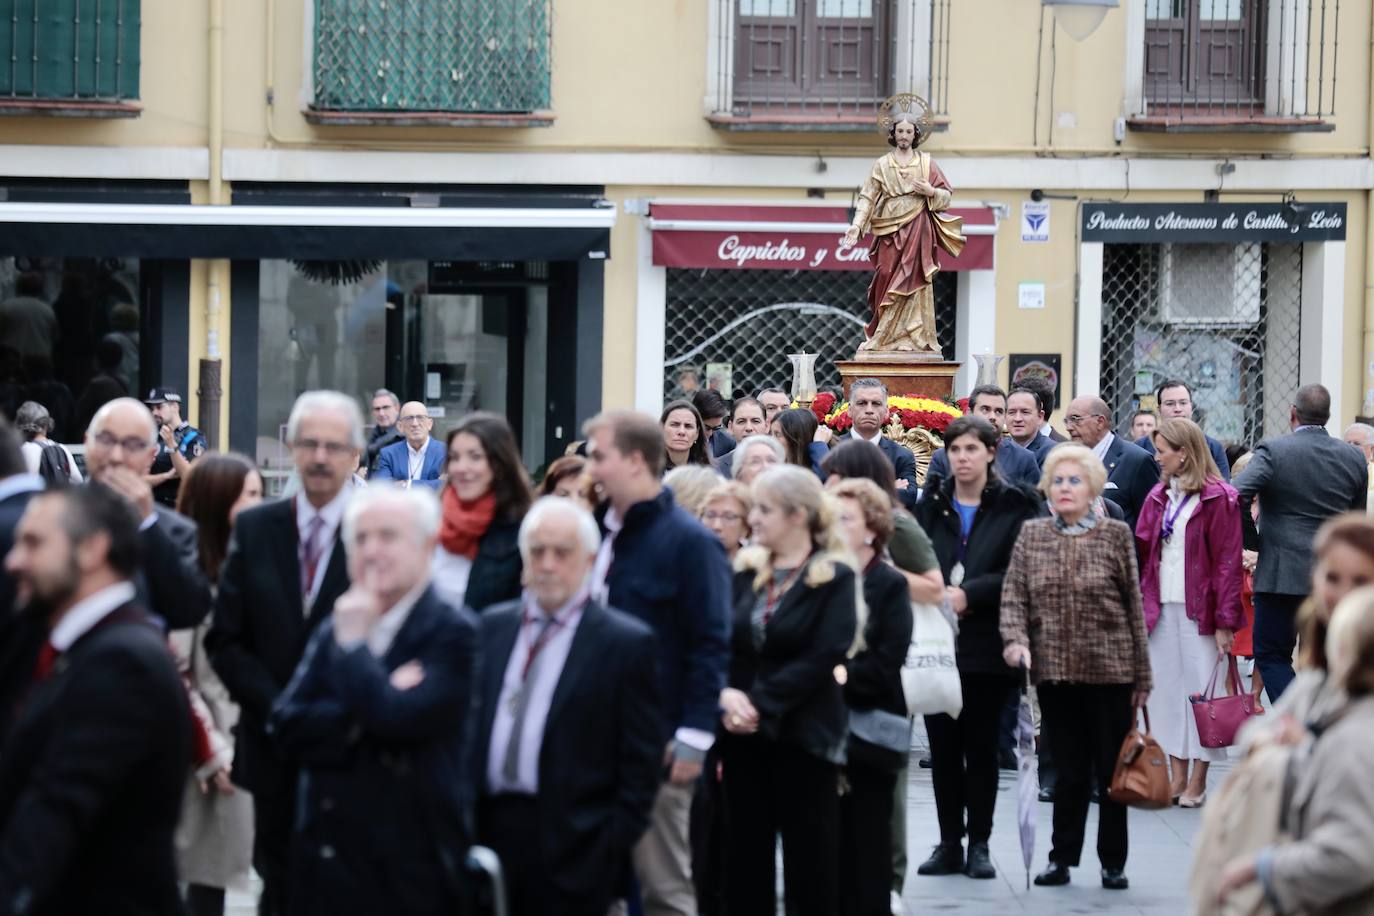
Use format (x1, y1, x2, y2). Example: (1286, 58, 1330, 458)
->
(900, 601, 962, 719)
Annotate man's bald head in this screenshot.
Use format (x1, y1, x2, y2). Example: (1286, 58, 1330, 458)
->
(1065, 395, 1112, 448)
(397, 401, 433, 448)
(84, 398, 159, 479)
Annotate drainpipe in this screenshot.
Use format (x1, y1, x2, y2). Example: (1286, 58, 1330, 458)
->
(1364, 13, 1374, 418)
(200, 0, 225, 449)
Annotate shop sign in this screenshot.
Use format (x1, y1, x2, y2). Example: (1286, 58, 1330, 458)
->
(1082, 202, 1346, 243)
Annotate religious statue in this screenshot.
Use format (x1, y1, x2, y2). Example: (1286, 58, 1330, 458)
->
(841, 94, 964, 357)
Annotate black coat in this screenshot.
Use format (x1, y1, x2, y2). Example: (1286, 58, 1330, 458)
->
(206, 497, 351, 798)
(269, 587, 481, 916)
(140, 503, 214, 630)
(0, 600, 191, 916)
(365, 425, 403, 475)
(0, 479, 39, 617)
(1101, 434, 1161, 530)
(727, 556, 858, 764)
(463, 518, 523, 613)
(845, 560, 912, 719)
(915, 476, 1042, 674)
(476, 600, 663, 901)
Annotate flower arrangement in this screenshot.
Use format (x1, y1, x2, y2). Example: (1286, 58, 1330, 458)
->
(807, 391, 963, 484)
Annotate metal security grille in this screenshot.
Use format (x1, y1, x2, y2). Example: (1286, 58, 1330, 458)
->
(664, 267, 956, 402)
(1100, 242, 1303, 449)
(312, 0, 551, 112)
(0, 0, 140, 100)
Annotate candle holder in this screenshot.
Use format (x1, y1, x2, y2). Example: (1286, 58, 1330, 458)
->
(971, 352, 1005, 389)
(788, 353, 819, 408)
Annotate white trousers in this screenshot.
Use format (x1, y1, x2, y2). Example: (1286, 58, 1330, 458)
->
(1146, 601, 1227, 762)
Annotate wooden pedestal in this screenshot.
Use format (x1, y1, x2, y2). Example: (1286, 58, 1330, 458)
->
(837, 358, 961, 402)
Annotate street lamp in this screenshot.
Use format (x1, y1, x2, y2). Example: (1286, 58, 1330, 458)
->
(1042, 0, 1119, 41)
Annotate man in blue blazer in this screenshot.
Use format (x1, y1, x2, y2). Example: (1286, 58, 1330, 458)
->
(846, 378, 921, 509)
(1133, 379, 1230, 480)
(372, 401, 446, 490)
(1007, 387, 1055, 466)
(923, 385, 1043, 493)
(1065, 395, 1160, 529)
(270, 485, 480, 915)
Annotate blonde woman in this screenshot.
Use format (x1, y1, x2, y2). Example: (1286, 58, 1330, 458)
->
(701, 481, 752, 561)
(665, 464, 725, 517)
(718, 465, 858, 916)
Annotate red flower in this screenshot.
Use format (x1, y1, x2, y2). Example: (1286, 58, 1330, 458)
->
(811, 391, 836, 422)
(831, 412, 853, 433)
(956, 397, 970, 412)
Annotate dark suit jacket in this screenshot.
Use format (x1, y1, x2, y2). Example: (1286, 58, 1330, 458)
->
(923, 437, 1043, 492)
(1101, 434, 1161, 530)
(372, 438, 446, 490)
(269, 587, 481, 916)
(1136, 431, 1231, 481)
(847, 433, 920, 509)
(709, 429, 736, 459)
(0, 600, 191, 916)
(140, 503, 213, 629)
(206, 497, 351, 797)
(1021, 434, 1054, 466)
(476, 600, 662, 899)
(365, 425, 403, 475)
(1233, 426, 1368, 595)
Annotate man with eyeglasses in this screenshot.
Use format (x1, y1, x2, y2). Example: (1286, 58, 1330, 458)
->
(1063, 395, 1159, 529)
(692, 389, 735, 460)
(371, 401, 445, 490)
(364, 388, 403, 477)
(1132, 379, 1231, 481)
(82, 398, 212, 630)
(207, 390, 363, 916)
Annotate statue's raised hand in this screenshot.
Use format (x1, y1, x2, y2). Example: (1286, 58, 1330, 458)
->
(840, 225, 861, 248)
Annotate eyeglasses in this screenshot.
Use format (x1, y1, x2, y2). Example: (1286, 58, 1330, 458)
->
(704, 420, 723, 433)
(1063, 414, 1101, 427)
(293, 438, 353, 456)
(398, 414, 429, 424)
(91, 431, 154, 453)
(703, 511, 742, 524)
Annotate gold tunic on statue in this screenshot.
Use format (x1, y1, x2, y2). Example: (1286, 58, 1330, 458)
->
(851, 152, 961, 354)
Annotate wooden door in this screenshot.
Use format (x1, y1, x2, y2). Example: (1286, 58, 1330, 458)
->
(736, 0, 806, 103)
(735, 0, 888, 107)
(1144, 0, 1262, 108)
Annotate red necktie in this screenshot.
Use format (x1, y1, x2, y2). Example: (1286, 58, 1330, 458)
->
(31, 641, 58, 684)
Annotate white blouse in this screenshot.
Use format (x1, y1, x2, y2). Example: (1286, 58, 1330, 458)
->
(431, 545, 473, 610)
(1159, 484, 1197, 605)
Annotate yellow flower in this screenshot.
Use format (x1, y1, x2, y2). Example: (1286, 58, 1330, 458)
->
(888, 395, 962, 417)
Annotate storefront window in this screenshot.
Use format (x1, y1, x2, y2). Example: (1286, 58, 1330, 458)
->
(0, 256, 142, 443)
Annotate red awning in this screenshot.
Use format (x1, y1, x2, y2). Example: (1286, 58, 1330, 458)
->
(648, 202, 996, 272)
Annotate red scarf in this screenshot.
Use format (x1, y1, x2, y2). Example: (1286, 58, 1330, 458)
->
(440, 488, 497, 560)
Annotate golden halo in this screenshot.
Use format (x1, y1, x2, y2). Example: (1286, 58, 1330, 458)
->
(876, 93, 933, 146)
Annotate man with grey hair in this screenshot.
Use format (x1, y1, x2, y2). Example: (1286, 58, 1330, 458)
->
(847, 378, 919, 507)
(208, 389, 363, 916)
(270, 485, 480, 914)
(1064, 394, 1159, 529)
(477, 496, 662, 916)
(1344, 422, 1374, 512)
(364, 388, 403, 476)
(84, 397, 211, 629)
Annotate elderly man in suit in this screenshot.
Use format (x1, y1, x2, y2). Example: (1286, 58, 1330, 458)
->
(1134, 379, 1231, 481)
(372, 401, 445, 490)
(207, 390, 363, 916)
(1064, 395, 1159, 529)
(477, 496, 662, 916)
(270, 485, 480, 916)
(1233, 384, 1367, 700)
(847, 378, 920, 508)
(0, 484, 191, 916)
(924, 385, 1043, 492)
(83, 398, 212, 630)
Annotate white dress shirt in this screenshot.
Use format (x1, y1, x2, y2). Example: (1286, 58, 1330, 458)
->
(590, 506, 622, 605)
(406, 438, 431, 487)
(486, 590, 588, 795)
(1092, 431, 1116, 463)
(851, 428, 884, 446)
(296, 488, 349, 608)
(431, 546, 473, 610)
(50, 581, 138, 651)
(1159, 484, 1197, 605)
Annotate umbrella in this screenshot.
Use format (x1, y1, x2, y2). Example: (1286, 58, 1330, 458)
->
(1015, 661, 1038, 890)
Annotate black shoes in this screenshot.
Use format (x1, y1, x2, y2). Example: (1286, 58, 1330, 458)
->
(917, 756, 932, 769)
(915, 843, 964, 876)
(964, 842, 995, 879)
(1033, 862, 1071, 886)
(1038, 785, 1055, 803)
(1101, 868, 1129, 890)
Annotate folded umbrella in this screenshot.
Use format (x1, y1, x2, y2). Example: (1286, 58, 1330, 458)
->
(1015, 661, 1038, 891)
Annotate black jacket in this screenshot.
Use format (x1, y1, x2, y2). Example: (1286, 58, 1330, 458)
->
(915, 476, 1042, 675)
(596, 489, 731, 742)
(269, 587, 481, 916)
(1101, 434, 1161, 530)
(476, 600, 663, 901)
(727, 556, 857, 764)
(844, 560, 913, 770)
(0, 600, 191, 916)
(206, 497, 351, 797)
(140, 503, 214, 630)
(365, 425, 403, 475)
(463, 518, 522, 613)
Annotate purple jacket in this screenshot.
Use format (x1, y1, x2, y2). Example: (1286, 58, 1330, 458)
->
(1135, 479, 1244, 635)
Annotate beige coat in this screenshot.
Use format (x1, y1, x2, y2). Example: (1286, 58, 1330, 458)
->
(1267, 695, 1374, 915)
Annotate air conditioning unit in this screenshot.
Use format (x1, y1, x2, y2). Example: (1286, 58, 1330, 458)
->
(1156, 242, 1262, 326)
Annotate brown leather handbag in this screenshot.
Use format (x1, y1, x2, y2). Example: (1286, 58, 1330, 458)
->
(1107, 708, 1172, 809)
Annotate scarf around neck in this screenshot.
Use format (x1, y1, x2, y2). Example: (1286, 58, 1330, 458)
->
(440, 488, 497, 560)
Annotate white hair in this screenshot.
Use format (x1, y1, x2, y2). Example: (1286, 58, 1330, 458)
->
(286, 390, 366, 449)
(86, 397, 158, 445)
(730, 435, 786, 480)
(1344, 422, 1374, 444)
(341, 485, 441, 552)
(518, 496, 601, 559)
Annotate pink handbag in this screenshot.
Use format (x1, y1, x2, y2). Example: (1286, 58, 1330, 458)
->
(1189, 653, 1257, 748)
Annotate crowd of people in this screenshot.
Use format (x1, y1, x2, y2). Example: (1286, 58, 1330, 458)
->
(0, 370, 1371, 916)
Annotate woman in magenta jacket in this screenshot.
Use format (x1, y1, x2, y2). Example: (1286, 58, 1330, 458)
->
(1135, 417, 1244, 808)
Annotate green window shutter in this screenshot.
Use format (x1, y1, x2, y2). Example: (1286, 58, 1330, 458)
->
(313, 0, 550, 113)
(0, 0, 140, 101)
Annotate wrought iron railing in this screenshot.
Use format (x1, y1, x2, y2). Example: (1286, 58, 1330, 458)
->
(312, 0, 552, 114)
(1139, 0, 1338, 124)
(710, 0, 949, 124)
(0, 0, 140, 102)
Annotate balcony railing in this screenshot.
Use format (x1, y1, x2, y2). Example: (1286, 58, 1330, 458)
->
(310, 0, 552, 126)
(1133, 0, 1338, 132)
(708, 0, 950, 131)
(0, 0, 140, 114)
